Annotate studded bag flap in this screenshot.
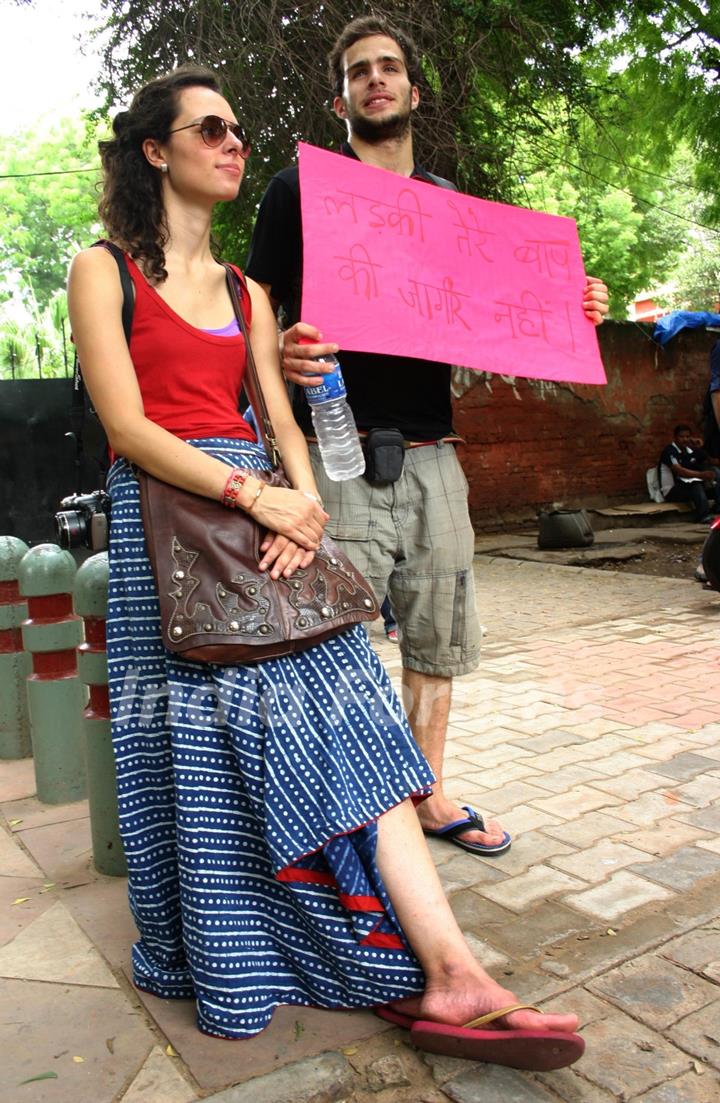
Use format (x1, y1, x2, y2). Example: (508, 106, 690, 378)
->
(136, 462, 379, 666)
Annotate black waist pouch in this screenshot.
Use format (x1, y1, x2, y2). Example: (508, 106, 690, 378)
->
(364, 428, 405, 485)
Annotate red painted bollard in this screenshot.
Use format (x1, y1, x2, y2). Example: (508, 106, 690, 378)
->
(0, 536, 32, 758)
(74, 553, 127, 876)
(19, 544, 87, 803)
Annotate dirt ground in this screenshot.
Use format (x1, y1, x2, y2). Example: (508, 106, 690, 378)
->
(588, 537, 705, 580)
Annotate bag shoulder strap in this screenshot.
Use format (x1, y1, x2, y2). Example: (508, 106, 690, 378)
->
(223, 265, 281, 470)
(96, 239, 135, 343)
(70, 241, 135, 476)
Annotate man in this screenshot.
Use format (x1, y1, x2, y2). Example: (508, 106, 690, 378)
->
(660, 423, 720, 523)
(246, 15, 609, 858)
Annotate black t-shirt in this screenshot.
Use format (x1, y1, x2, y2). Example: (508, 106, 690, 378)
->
(245, 147, 455, 439)
(660, 441, 707, 478)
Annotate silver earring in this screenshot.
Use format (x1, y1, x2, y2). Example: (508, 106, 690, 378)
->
(159, 163, 168, 173)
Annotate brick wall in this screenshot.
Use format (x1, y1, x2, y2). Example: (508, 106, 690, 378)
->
(454, 321, 717, 528)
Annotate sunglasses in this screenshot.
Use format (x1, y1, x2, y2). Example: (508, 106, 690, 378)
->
(168, 115, 251, 157)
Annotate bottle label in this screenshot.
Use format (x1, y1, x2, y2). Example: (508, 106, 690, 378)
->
(304, 363, 347, 404)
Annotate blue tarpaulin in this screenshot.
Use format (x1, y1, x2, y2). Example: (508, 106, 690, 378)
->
(652, 310, 720, 346)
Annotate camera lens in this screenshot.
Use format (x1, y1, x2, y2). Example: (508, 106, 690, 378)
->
(55, 510, 86, 549)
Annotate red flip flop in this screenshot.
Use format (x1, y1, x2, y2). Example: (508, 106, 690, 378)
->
(376, 1003, 585, 1071)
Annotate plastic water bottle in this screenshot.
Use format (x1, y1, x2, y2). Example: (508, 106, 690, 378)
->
(301, 344, 365, 481)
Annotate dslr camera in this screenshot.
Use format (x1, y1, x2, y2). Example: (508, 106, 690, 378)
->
(55, 490, 111, 551)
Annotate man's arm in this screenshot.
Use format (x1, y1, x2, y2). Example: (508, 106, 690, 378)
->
(670, 459, 715, 480)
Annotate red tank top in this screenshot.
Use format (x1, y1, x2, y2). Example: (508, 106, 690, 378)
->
(125, 256, 256, 442)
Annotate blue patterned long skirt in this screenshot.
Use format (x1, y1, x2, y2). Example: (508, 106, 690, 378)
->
(105, 438, 434, 1038)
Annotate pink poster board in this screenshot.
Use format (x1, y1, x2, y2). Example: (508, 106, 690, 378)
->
(298, 142, 606, 384)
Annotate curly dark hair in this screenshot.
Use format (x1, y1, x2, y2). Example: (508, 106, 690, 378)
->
(327, 14, 423, 99)
(98, 65, 221, 283)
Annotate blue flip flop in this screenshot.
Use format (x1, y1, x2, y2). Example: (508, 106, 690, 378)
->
(423, 805, 512, 856)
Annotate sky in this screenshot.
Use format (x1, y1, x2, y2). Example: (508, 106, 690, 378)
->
(0, 0, 106, 136)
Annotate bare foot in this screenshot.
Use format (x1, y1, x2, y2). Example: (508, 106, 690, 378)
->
(390, 973, 579, 1035)
(417, 792, 507, 849)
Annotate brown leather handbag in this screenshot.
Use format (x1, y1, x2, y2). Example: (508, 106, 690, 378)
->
(136, 266, 378, 665)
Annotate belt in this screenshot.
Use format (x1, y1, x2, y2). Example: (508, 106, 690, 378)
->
(305, 434, 464, 449)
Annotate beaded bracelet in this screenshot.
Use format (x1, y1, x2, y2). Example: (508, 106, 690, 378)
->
(222, 467, 249, 508)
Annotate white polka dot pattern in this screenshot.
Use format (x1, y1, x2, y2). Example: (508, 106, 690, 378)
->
(105, 439, 433, 1038)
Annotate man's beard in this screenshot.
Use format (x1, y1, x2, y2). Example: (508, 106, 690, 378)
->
(346, 97, 413, 143)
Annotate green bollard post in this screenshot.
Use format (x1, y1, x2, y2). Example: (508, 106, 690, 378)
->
(0, 536, 32, 758)
(74, 553, 127, 877)
(19, 544, 87, 804)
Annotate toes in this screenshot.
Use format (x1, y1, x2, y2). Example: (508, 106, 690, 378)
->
(504, 1009, 579, 1034)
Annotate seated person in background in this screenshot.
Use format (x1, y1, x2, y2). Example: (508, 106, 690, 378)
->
(660, 424, 720, 522)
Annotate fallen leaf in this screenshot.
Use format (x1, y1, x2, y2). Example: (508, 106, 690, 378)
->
(606, 928, 617, 936)
(342, 1046, 358, 1056)
(165, 1044, 179, 1058)
(294, 1021, 304, 1041)
(105, 1038, 115, 1054)
(43, 883, 55, 889)
(692, 1059, 705, 1075)
(19, 1072, 59, 1085)
(11, 898, 29, 906)
(8, 818, 22, 827)
(72, 1056, 84, 1064)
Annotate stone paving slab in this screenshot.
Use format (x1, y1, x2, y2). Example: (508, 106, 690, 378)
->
(0, 977, 157, 1103)
(0, 757, 36, 803)
(442, 1063, 558, 1102)
(633, 1070, 720, 1103)
(659, 926, 720, 974)
(122, 1045, 198, 1103)
(650, 752, 720, 781)
(0, 821, 42, 877)
(611, 821, 713, 857)
(569, 1008, 692, 1097)
(129, 978, 390, 1092)
(15, 812, 94, 887)
(202, 1052, 354, 1103)
(587, 955, 719, 1030)
(2, 555, 720, 1101)
(548, 838, 651, 883)
(0, 900, 119, 988)
(0, 866, 55, 938)
(665, 1003, 720, 1072)
(1, 793, 89, 833)
(563, 869, 674, 921)
(628, 846, 720, 892)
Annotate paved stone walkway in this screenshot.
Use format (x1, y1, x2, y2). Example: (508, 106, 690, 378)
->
(1, 558, 719, 1102)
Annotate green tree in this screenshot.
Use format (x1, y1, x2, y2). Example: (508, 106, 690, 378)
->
(91, 0, 628, 258)
(508, 125, 701, 313)
(585, 1, 720, 219)
(0, 290, 72, 380)
(0, 116, 102, 309)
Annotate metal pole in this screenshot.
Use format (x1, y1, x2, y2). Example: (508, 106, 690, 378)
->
(74, 553, 127, 876)
(19, 545, 86, 803)
(0, 537, 32, 759)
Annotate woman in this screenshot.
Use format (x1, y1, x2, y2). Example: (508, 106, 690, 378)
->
(68, 65, 582, 1067)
